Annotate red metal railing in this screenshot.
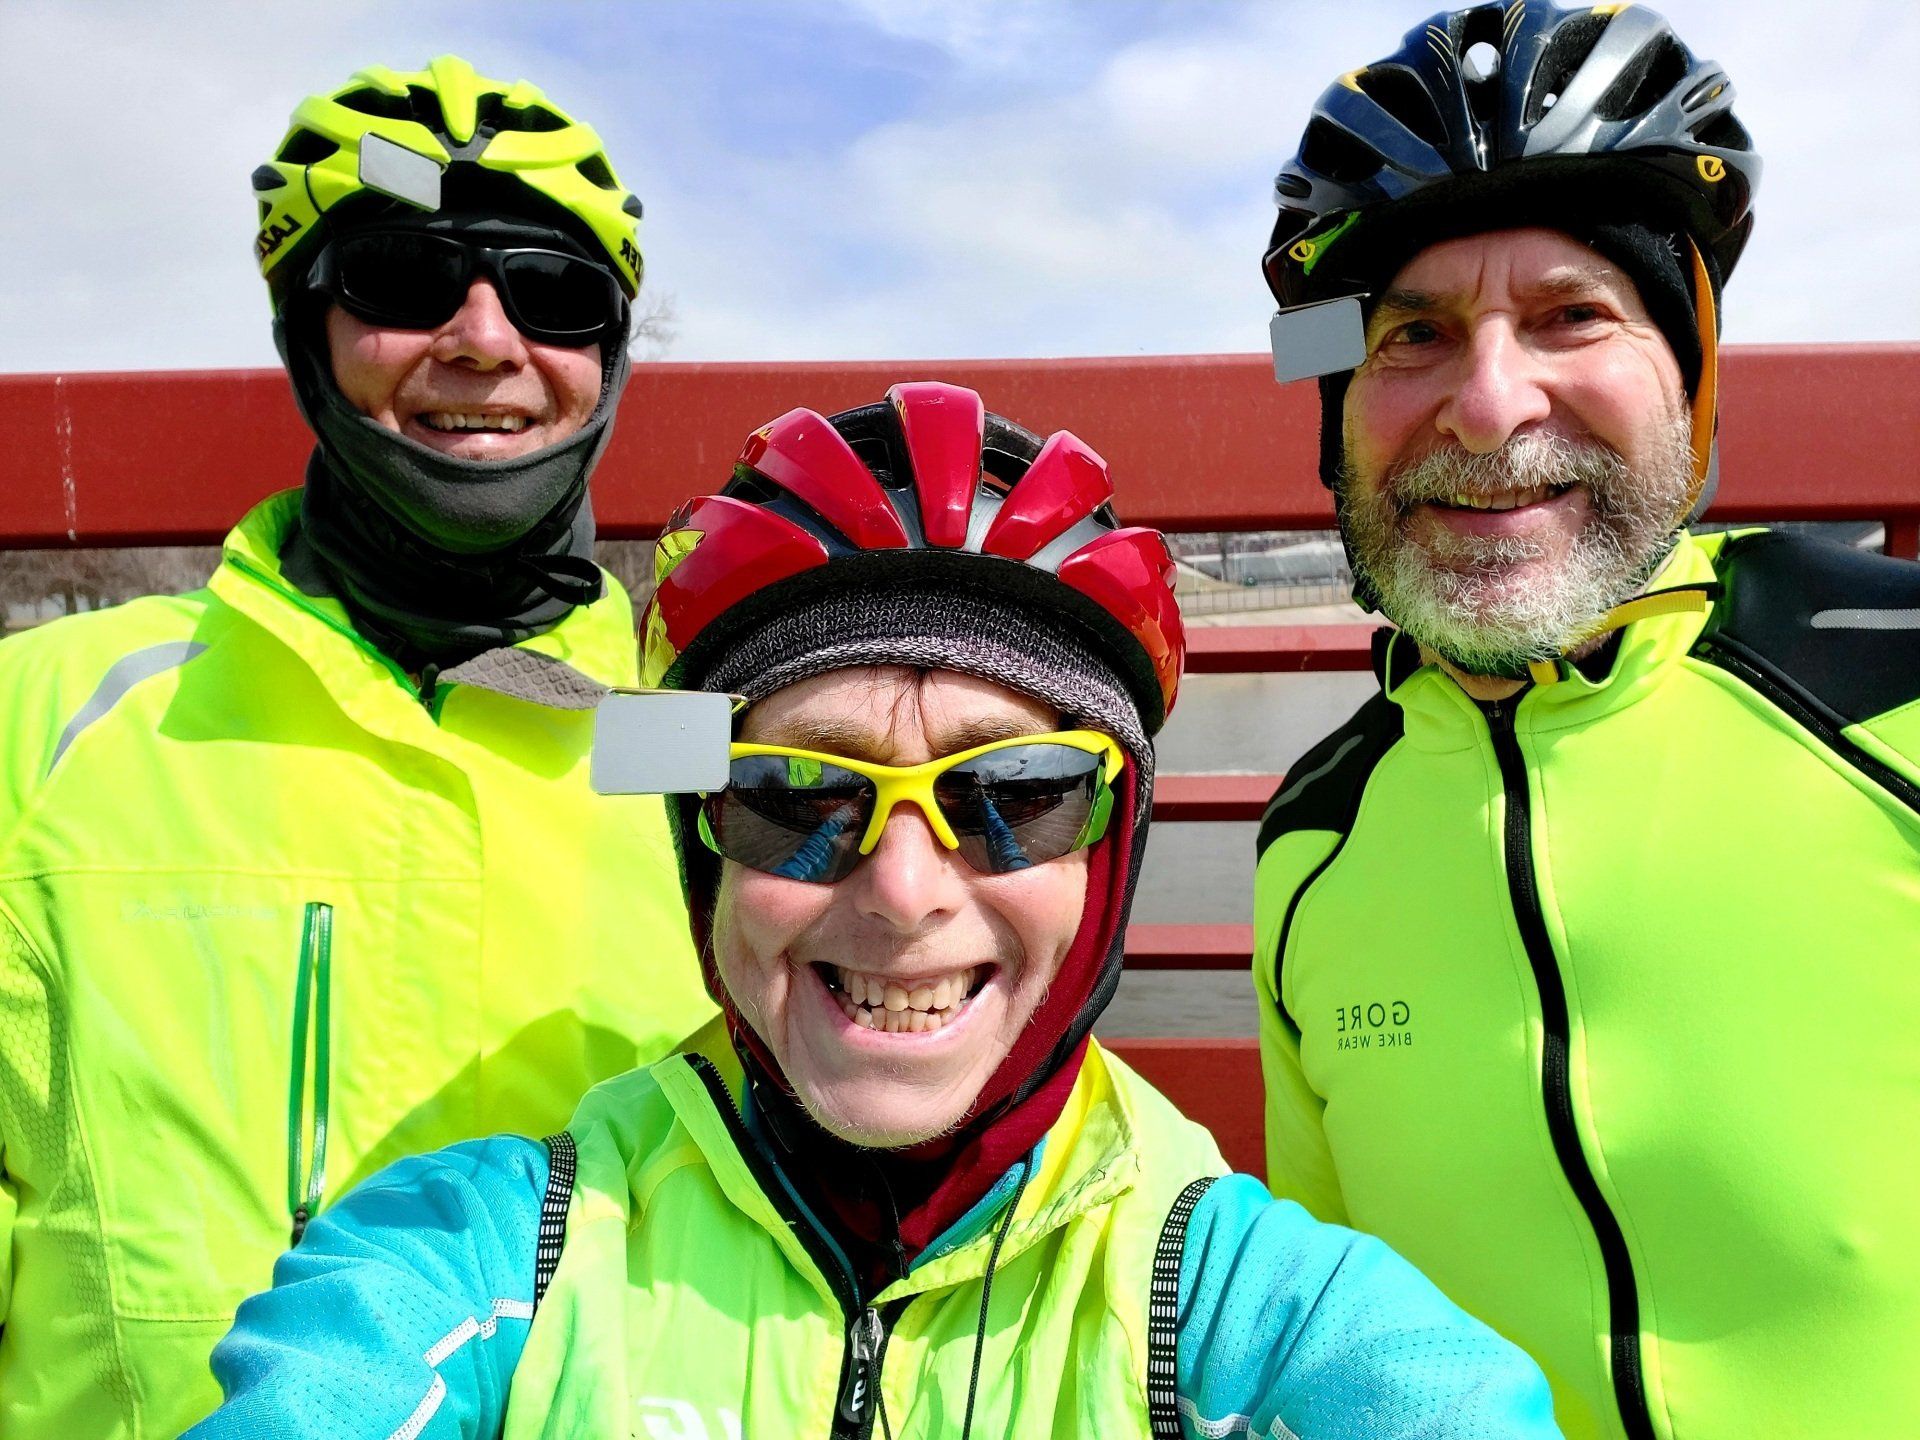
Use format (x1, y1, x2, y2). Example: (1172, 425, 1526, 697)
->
(7, 345, 1917, 1172)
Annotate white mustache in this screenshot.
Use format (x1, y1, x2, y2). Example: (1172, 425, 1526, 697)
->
(1388, 433, 1627, 512)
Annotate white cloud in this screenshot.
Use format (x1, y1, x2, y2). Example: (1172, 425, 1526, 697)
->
(0, 0, 1913, 376)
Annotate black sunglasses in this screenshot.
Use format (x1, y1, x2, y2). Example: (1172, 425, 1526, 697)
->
(308, 230, 626, 346)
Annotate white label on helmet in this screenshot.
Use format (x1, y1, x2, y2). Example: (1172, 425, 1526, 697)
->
(591, 690, 736, 795)
(359, 132, 444, 212)
(1270, 295, 1368, 385)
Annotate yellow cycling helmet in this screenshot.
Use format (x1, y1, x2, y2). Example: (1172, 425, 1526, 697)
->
(251, 55, 643, 308)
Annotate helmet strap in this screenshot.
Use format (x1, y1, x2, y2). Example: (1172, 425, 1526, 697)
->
(1686, 237, 1721, 512)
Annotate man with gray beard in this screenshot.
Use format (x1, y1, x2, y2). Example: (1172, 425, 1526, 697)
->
(1250, 6, 1920, 1440)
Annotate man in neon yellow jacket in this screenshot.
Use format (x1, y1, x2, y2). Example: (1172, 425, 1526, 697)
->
(1254, 5, 1920, 1438)
(0, 58, 711, 1437)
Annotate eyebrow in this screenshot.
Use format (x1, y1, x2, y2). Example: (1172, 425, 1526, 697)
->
(1374, 265, 1626, 322)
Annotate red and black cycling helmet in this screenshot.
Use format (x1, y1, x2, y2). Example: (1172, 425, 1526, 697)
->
(640, 380, 1183, 734)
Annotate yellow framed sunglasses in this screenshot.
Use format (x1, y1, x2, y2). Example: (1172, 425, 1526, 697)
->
(698, 729, 1125, 884)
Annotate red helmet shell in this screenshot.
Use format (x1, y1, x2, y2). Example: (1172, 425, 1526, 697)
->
(642, 383, 1185, 725)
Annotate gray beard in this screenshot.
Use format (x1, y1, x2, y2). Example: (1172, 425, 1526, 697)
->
(1342, 413, 1695, 678)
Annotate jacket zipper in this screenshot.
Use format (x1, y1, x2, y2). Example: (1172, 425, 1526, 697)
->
(286, 901, 333, 1246)
(1694, 637, 1920, 813)
(685, 1056, 905, 1439)
(1483, 700, 1655, 1440)
(417, 662, 454, 722)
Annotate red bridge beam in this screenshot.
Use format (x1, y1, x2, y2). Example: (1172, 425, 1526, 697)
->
(1186, 625, 1373, 672)
(6, 345, 1918, 550)
(1153, 774, 1282, 823)
(1124, 924, 1255, 970)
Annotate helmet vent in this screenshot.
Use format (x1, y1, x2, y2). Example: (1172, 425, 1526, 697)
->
(1462, 40, 1501, 85)
(276, 130, 340, 166)
(1692, 110, 1750, 151)
(1300, 117, 1383, 184)
(333, 86, 419, 123)
(1454, 6, 1508, 130)
(1525, 11, 1611, 126)
(725, 469, 787, 508)
(980, 445, 1031, 494)
(575, 154, 620, 190)
(1593, 33, 1689, 122)
(1353, 65, 1447, 147)
(847, 435, 907, 490)
(495, 102, 569, 133)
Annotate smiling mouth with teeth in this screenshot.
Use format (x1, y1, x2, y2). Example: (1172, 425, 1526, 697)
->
(1433, 483, 1573, 513)
(819, 963, 987, 1034)
(421, 412, 531, 433)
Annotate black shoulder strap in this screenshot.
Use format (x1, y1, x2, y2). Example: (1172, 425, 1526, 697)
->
(1695, 531, 1920, 810)
(1147, 1176, 1220, 1439)
(533, 1131, 578, 1308)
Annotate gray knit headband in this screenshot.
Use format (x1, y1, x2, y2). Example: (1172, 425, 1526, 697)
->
(695, 582, 1155, 825)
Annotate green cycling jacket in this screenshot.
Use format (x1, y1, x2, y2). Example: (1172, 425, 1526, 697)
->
(1254, 529, 1920, 1440)
(0, 492, 714, 1437)
(505, 1026, 1228, 1439)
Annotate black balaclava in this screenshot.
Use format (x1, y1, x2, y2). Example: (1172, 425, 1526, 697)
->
(276, 177, 632, 672)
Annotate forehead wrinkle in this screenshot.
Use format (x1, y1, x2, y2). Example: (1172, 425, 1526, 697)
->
(1526, 264, 1633, 301)
(745, 683, 1057, 764)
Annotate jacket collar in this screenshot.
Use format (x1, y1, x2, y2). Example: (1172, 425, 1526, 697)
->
(1375, 530, 1732, 746)
(658, 1032, 1141, 1303)
(207, 490, 638, 730)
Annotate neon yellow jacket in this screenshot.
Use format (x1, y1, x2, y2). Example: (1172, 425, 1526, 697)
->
(506, 1032, 1229, 1438)
(0, 492, 714, 1438)
(1255, 530, 1920, 1439)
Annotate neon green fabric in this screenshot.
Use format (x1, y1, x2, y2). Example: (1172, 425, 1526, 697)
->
(0, 491, 714, 1438)
(502, 1023, 1225, 1438)
(1255, 530, 1920, 1439)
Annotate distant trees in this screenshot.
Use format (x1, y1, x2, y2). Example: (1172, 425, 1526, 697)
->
(1, 542, 663, 634)
(1, 547, 219, 630)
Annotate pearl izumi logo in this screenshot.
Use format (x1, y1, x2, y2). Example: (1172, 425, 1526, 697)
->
(1334, 999, 1413, 1051)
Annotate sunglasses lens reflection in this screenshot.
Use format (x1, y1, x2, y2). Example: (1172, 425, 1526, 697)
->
(704, 742, 1108, 883)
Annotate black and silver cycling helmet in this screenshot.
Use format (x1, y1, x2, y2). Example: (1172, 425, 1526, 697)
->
(1264, 1, 1758, 310)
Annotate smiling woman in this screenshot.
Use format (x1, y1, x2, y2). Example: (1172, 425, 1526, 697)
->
(714, 666, 1093, 1149)
(186, 383, 1559, 1440)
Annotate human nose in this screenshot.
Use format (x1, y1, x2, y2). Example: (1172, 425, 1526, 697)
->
(429, 277, 526, 370)
(1433, 321, 1552, 453)
(852, 802, 967, 933)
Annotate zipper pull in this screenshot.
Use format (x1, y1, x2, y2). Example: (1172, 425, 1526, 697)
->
(837, 1306, 882, 1426)
(418, 662, 441, 709)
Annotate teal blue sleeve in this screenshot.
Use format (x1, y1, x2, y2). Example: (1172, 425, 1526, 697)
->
(1177, 1174, 1560, 1439)
(184, 1135, 549, 1440)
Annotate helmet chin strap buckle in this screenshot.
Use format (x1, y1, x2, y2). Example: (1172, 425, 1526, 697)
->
(358, 133, 444, 212)
(1270, 294, 1369, 384)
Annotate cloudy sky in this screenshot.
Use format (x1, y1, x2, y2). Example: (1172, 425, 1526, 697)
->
(2, 0, 1914, 375)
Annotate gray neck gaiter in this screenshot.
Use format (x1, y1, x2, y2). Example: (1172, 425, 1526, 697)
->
(273, 218, 631, 670)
